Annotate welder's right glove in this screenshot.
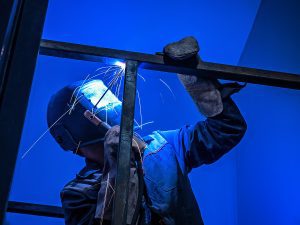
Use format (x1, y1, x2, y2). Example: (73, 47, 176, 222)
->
(163, 36, 223, 117)
(177, 73, 223, 117)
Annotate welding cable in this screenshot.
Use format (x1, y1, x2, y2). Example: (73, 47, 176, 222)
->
(130, 147, 144, 225)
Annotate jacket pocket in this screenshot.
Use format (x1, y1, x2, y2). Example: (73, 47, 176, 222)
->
(143, 144, 178, 192)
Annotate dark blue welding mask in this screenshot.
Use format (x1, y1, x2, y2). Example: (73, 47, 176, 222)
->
(47, 79, 122, 152)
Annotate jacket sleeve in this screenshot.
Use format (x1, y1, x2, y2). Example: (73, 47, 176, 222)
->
(60, 188, 97, 225)
(160, 96, 247, 173)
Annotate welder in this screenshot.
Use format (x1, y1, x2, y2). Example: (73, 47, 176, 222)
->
(47, 37, 247, 225)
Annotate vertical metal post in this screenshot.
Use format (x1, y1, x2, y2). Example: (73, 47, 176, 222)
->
(0, 0, 48, 224)
(0, 0, 22, 104)
(112, 60, 138, 225)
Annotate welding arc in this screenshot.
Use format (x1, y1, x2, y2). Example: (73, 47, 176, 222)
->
(93, 69, 123, 109)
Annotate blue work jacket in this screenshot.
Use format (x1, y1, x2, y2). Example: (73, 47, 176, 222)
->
(60, 97, 247, 225)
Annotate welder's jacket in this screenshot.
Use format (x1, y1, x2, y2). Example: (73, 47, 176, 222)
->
(60, 97, 247, 225)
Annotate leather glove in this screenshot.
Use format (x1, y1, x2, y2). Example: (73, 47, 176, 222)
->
(177, 74, 223, 117)
(163, 36, 223, 117)
(95, 125, 145, 224)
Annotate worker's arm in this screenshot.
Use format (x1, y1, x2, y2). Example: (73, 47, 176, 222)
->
(60, 188, 98, 225)
(160, 36, 247, 173)
(160, 83, 247, 173)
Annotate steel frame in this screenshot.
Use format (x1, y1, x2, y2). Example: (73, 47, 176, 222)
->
(1, 3, 300, 225)
(0, 0, 49, 224)
(39, 39, 300, 90)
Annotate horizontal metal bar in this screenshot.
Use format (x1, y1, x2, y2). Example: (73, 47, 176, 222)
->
(7, 201, 64, 218)
(39, 39, 300, 90)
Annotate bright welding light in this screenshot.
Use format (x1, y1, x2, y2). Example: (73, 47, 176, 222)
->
(81, 80, 121, 109)
(114, 61, 126, 70)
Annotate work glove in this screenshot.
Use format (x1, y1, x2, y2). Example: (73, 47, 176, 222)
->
(163, 36, 223, 117)
(177, 73, 223, 117)
(95, 125, 145, 225)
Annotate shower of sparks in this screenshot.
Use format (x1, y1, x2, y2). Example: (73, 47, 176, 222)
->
(21, 95, 84, 159)
(159, 78, 176, 100)
(93, 67, 125, 116)
(69, 66, 121, 112)
(22, 65, 121, 159)
(69, 76, 90, 115)
(22, 63, 173, 160)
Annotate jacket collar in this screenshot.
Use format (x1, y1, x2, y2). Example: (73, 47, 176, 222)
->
(76, 158, 102, 179)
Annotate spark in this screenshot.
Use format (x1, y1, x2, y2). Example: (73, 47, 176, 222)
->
(92, 68, 120, 81)
(114, 73, 122, 98)
(69, 76, 90, 115)
(94, 70, 122, 110)
(134, 121, 154, 131)
(112, 106, 119, 115)
(69, 66, 121, 114)
(99, 173, 110, 225)
(159, 78, 176, 100)
(117, 73, 123, 98)
(93, 68, 124, 116)
(21, 95, 84, 159)
(69, 74, 89, 104)
(69, 65, 119, 105)
(134, 119, 140, 127)
(21, 65, 122, 159)
(105, 105, 108, 124)
(95, 65, 118, 72)
(132, 138, 143, 163)
(138, 73, 146, 82)
(74, 141, 82, 155)
(136, 89, 143, 130)
(105, 182, 115, 208)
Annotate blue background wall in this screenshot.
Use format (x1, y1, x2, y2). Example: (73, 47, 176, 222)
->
(237, 0, 300, 224)
(5, 0, 299, 224)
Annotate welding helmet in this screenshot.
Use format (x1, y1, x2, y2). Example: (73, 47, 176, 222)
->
(47, 79, 122, 152)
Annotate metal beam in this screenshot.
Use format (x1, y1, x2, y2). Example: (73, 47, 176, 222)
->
(0, 0, 22, 107)
(0, 0, 48, 224)
(7, 201, 64, 218)
(112, 61, 138, 225)
(39, 39, 300, 90)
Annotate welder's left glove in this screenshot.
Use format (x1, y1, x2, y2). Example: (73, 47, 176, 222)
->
(163, 36, 224, 117)
(95, 125, 145, 225)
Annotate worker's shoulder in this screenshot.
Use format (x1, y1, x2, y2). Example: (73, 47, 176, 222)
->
(143, 129, 179, 146)
(60, 166, 102, 199)
(143, 129, 178, 157)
